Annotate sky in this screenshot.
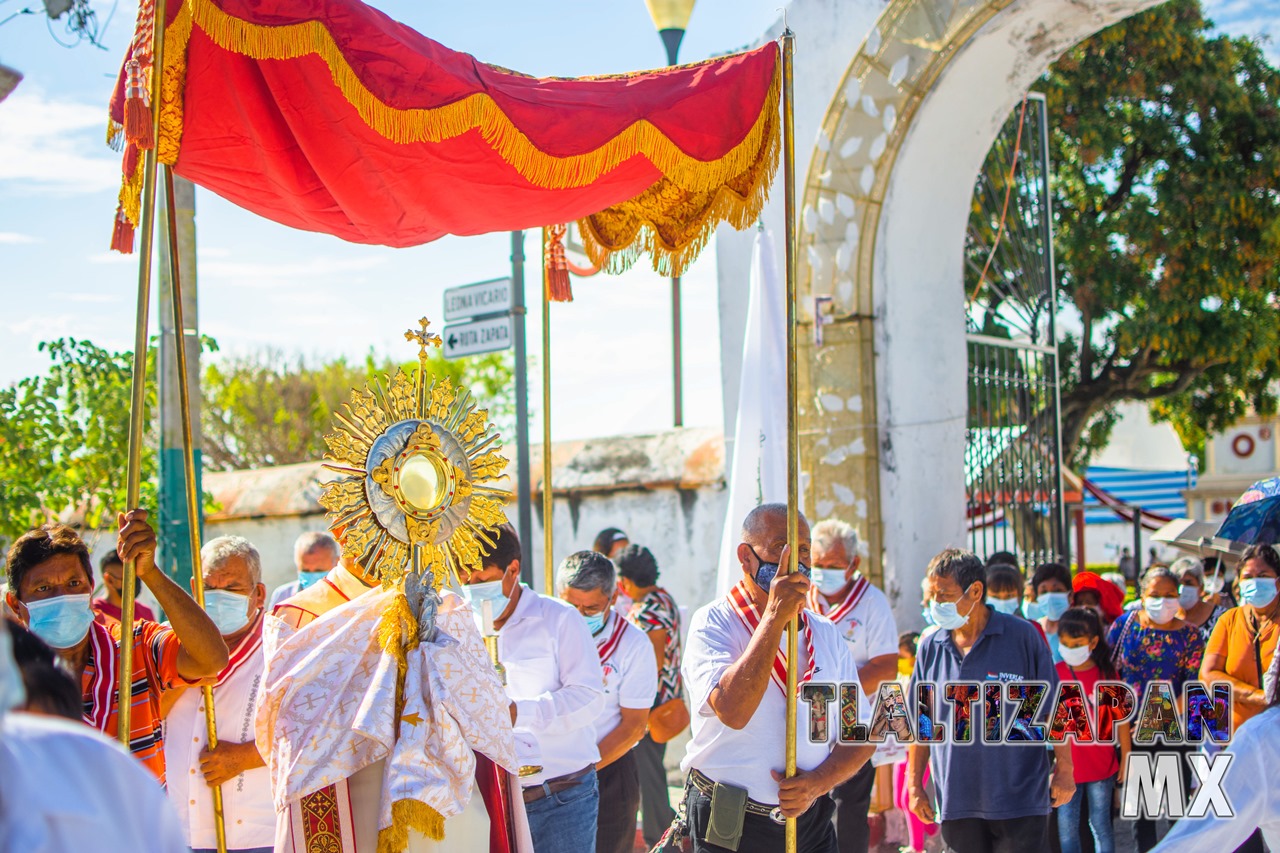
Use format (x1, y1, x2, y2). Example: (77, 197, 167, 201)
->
(1, 0, 1277, 444)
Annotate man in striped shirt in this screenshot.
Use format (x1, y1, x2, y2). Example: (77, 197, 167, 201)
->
(3, 511, 229, 782)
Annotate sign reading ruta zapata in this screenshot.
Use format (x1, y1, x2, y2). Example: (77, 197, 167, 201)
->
(105, 0, 780, 281)
(812, 679, 1237, 822)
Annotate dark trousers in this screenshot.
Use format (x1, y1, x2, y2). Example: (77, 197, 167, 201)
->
(831, 761, 875, 853)
(939, 815, 1048, 853)
(635, 734, 675, 844)
(597, 751, 641, 853)
(687, 786, 837, 853)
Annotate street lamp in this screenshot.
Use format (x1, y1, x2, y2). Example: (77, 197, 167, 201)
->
(645, 0, 696, 66)
(644, 0, 696, 427)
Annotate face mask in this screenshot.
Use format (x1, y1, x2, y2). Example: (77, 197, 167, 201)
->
(584, 612, 606, 635)
(1203, 572, 1225, 596)
(1177, 585, 1200, 610)
(25, 594, 94, 649)
(750, 548, 810, 593)
(462, 579, 511, 625)
(204, 589, 252, 636)
(1039, 592, 1070, 621)
(811, 568, 848, 596)
(1239, 577, 1279, 609)
(1059, 643, 1093, 668)
(1023, 598, 1045, 621)
(929, 592, 975, 631)
(987, 597, 1021, 616)
(298, 570, 328, 590)
(1144, 596, 1179, 625)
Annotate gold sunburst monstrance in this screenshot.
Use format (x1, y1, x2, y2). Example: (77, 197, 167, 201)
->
(318, 317, 511, 588)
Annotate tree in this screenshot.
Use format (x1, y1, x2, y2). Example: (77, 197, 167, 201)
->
(201, 350, 515, 471)
(0, 339, 157, 548)
(981, 0, 1280, 466)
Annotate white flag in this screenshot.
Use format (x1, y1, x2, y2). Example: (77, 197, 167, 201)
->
(716, 228, 788, 596)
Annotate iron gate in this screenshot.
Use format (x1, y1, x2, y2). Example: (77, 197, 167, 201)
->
(963, 92, 1066, 569)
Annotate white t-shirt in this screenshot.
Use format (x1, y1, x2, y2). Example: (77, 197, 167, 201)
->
(680, 598, 869, 804)
(164, 621, 274, 850)
(811, 579, 899, 670)
(593, 610, 659, 740)
(498, 585, 606, 784)
(0, 712, 187, 852)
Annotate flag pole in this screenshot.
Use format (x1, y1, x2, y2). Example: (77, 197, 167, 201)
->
(781, 29, 800, 853)
(540, 227, 554, 593)
(118, 0, 169, 749)
(161, 164, 227, 853)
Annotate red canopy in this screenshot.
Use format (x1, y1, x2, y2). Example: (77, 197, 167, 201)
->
(109, 0, 779, 276)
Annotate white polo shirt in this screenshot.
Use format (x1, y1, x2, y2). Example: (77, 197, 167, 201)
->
(497, 584, 606, 785)
(165, 616, 274, 850)
(810, 578, 899, 670)
(593, 609, 659, 740)
(680, 599, 868, 805)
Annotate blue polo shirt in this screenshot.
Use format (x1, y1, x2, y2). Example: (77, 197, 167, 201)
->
(910, 607, 1059, 821)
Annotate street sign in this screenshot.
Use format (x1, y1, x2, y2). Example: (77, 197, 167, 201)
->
(442, 315, 514, 359)
(443, 277, 512, 322)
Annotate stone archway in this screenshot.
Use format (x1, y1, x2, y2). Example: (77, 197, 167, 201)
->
(719, 0, 1163, 622)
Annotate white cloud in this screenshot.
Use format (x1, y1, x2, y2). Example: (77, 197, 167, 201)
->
(0, 232, 38, 244)
(0, 90, 120, 195)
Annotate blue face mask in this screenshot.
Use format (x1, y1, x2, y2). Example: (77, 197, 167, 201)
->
(204, 589, 252, 636)
(1023, 598, 1045, 621)
(298, 570, 328, 590)
(749, 547, 810, 592)
(1039, 592, 1071, 621)
(986, 596, 1021, 616)
(929, 592, 976, 631)
(462, 579, 511, 627)
(25, 594, 94, 649)
(584, 611, 607, 635)
(1240, 577, 1279, 609)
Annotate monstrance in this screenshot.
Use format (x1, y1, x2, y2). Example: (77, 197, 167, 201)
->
(318, 317, 511, 587)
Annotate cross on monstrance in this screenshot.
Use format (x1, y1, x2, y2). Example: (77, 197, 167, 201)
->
(405, 317, 443, 363)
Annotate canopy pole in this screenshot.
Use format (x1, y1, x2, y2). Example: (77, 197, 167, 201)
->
(541, 227, 554, 593)
(118, 0, 169, 748)
(781, 29, 800, 853)
(162, 164, 227, 853)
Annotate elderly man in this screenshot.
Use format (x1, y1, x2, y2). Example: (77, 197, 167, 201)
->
(558, 550, 658, 853)
(268, 530, 340, 610)
(907, 548, 1073, 853)
(463, 523, 605, 853)
(682, 504, 874, 853)
(3, 511, 227, 782)
(92, 550, 155, 626)
(166, 535, 273, 853)
(807, 518, 898, 853)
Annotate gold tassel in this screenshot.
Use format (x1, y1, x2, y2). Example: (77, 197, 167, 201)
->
(376, 799, 446, 853)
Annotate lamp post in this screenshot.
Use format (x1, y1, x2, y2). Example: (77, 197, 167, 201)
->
(644, 0, 696, 427)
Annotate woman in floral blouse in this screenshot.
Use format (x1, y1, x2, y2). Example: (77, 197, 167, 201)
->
(1106, 565, 1205, 852)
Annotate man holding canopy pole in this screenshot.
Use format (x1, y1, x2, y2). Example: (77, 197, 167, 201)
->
(679, 504, 875, 852)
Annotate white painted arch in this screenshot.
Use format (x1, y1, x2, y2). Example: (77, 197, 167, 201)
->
(717, 0, 1163, 626)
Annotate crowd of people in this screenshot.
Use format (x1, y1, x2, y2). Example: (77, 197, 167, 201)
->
(1, 505, 1278, 853)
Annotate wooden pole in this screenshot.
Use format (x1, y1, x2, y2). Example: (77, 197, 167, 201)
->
(162, 164, 227, 853)
(781, 29, 800, 853)
(118, 0, 169, 748)
(540, 228, 555, 594)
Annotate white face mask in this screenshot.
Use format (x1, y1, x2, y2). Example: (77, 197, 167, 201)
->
(1059, 643, 1092, 667)
(811, 568, 848, 596)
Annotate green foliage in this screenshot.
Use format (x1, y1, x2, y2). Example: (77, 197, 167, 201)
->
(0, 339, 158, 548)
(1016, 1, 1280, 466)
(201, 349, 515, 471)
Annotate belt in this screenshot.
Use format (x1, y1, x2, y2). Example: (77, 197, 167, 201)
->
(522, 765, 594, 804)
(688, 768, 776, 818)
